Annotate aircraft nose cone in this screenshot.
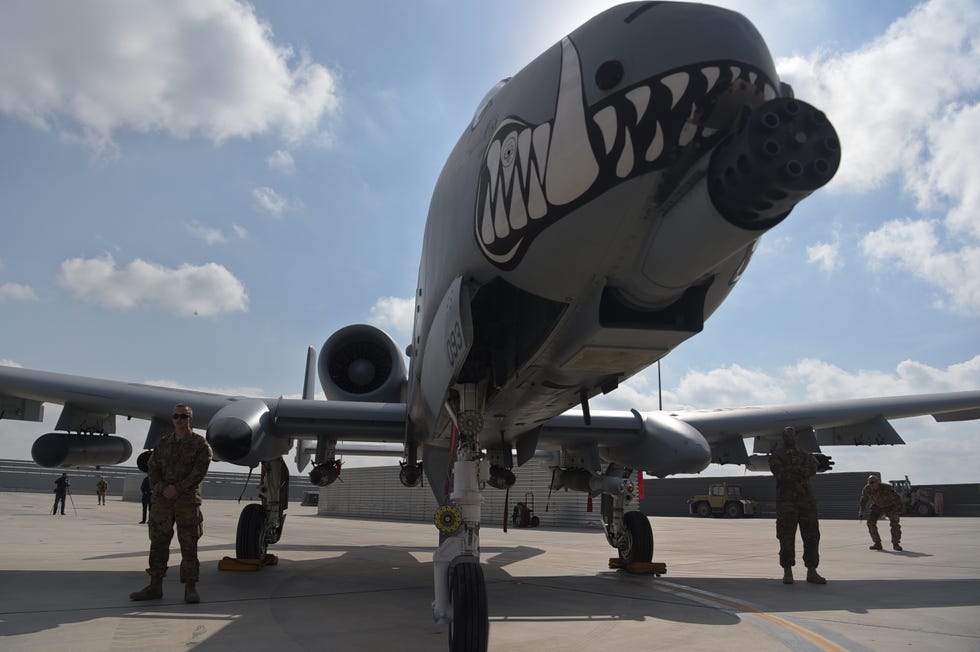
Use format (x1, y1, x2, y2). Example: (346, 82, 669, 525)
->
(207, 418, 252, 463)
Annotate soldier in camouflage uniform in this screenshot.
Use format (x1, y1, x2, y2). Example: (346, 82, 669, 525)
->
(96, 476, 108, 505)
(768, 426, 833, 585)
(858, 474, 904, 551)
(130, 403, 212, 604)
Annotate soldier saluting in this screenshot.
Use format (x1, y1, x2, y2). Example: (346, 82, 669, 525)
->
(130, 403, 212, 603)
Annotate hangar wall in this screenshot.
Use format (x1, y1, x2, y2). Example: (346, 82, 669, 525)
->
(3, 458, 977, 524)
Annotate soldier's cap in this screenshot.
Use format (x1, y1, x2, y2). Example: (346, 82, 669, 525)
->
(868, 474, 879, 482)
(782, 426, 795, 435)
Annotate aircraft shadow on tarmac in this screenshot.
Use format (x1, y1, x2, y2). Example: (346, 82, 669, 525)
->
(1, 544, 978, 648)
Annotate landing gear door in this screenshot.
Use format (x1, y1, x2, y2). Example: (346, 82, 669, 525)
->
(419, 276, 474, 434)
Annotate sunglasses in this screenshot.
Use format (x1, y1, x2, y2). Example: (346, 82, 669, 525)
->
(172, 413, 191, 420)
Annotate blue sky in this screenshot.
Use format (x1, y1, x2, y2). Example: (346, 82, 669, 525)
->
(1, 0, 978, 484)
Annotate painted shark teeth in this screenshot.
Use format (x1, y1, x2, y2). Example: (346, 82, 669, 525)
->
(476, 39, 777, 269)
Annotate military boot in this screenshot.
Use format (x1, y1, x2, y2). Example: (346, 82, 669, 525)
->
(184, 581, 200, 604)
(806, 568, 827, 584)
(782, 568, 794, 584)
(893, 543, 903, 551)
(129, 576, 163, 601)
(869, 542, 883, 550)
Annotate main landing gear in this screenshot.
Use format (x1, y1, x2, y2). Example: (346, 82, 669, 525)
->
(598, 468, 654, 566)
(235, 457, 289, 560)
(552, 462, 654, 566)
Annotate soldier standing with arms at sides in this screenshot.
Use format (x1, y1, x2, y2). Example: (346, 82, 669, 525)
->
(768, 426, 834, 585)
(52, 472, 69, 515)
(130, 403, 212, 604)
(96, 476, 108, 505)
(859, 474, 904, 551)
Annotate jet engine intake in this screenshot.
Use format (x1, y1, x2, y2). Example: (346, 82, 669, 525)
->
(31, 433, 132, 468)
(206, 399, 290, 468)
(318, 325, 407, 403)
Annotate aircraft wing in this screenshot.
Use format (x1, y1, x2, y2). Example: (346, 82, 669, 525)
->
(668, 390, 980, 440)
(0, 365, 407, 468)
(0, 365, 241, 424)
(533, 390, 980, 475)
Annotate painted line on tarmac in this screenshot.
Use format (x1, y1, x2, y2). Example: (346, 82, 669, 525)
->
(653, 579, 850, 652)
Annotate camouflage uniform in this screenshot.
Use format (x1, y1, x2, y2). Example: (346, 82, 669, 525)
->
(96, 477, 108, 505)
(768, 447, 821, 571)
(860, 481, 903, 547)
(145, 431, 212, 583)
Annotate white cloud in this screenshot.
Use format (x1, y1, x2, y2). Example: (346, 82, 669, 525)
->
(0, 282, 38, 301)
(266, 149, 295, 174)
(806, 239, 842, 273)
(913, 102, 980, 240)
(777, 0, 980, 314)
(58, 254, 248, 316)
(861, 219, 980, 315)
(252, 186, 300, 217)
(185, 221, 225, 245)
(0, 359, 23, 368)
(790, 356, 980, 399)
(369, 296, 415, 343)
(185, 220, 248, 245)
(777, 0, 980, 193)
(0, 0, 340, 153)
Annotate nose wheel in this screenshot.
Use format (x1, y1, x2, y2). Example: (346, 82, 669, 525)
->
(448, 562, 488, 652)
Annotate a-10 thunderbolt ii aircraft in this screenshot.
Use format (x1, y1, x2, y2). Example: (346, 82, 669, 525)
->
(3, 3, 980, 650)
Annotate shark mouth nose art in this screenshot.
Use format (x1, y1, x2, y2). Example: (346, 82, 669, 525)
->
(475, 37, 777, 270)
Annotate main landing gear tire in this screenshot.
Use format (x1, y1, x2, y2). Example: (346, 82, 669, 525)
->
(236, 503, 267, 560)
(619, 511, 654, 564)
(448, 562, 488, 652)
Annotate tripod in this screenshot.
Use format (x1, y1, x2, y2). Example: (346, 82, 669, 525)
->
(66, 486, 78, 516)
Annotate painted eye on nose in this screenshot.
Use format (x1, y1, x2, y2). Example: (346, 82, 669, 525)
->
(595, 60, 624, 90)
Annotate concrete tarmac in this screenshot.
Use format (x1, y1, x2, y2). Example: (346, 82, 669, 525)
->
(1, 491, 978, 651)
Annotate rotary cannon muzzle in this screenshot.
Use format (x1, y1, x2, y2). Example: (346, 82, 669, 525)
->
(708, 98, 840, 229)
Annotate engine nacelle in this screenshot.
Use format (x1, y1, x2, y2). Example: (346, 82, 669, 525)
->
(206, 398, 291, 468)
(318, 324, 407, 403)
(601, 412, 711, 477)
(31, 433, 132, 468)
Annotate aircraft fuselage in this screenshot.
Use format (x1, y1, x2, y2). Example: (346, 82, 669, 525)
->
(407, 2, 838, 447)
